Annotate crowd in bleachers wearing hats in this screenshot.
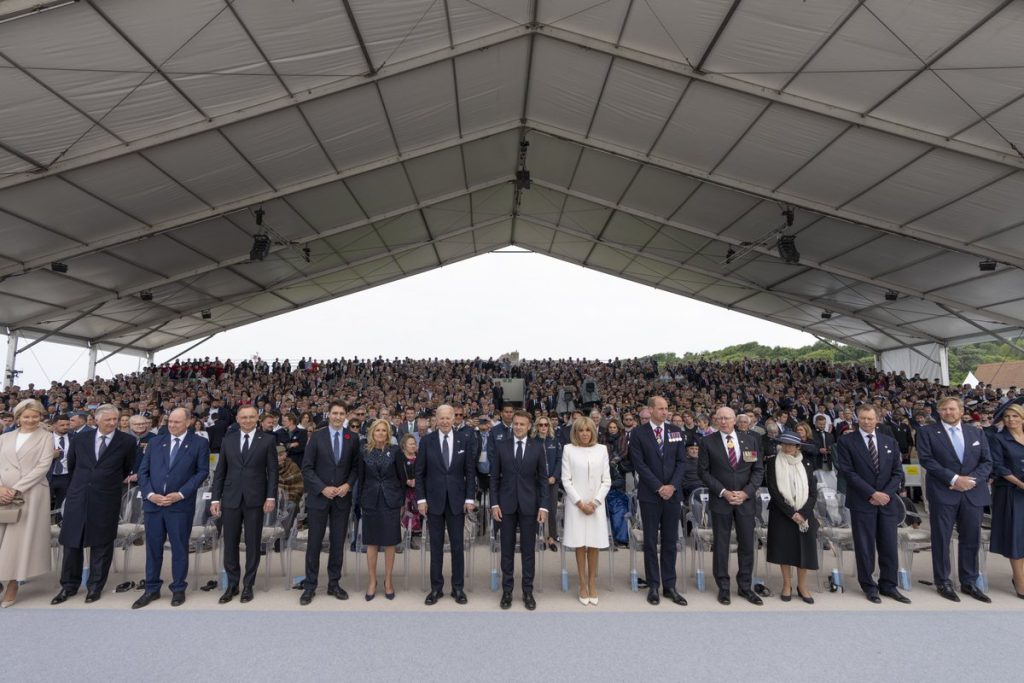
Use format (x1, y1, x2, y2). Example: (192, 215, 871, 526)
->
(1, 355, 1023, 609)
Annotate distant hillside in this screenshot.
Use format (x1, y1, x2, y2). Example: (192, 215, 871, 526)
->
(651, 340, 1024, 386)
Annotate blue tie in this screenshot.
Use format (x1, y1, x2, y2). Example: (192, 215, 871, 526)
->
(948, 426, 965, 463)
(169, 438, 181, 468)
(333, 431, 341, 464)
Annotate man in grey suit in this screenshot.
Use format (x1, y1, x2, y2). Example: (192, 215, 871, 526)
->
(210, 405, 277, 604)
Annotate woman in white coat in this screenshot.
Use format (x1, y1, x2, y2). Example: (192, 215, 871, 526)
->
(561, 416, 611, 605)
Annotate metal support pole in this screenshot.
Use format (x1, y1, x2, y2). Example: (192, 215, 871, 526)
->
(4, 331, 19, 388)
(86, 344, 97, 380)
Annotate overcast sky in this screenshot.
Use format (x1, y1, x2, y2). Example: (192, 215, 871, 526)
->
(3, 251, 816, 388)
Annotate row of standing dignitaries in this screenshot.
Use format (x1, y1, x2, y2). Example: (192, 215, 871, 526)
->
(41, 395, 996, 608)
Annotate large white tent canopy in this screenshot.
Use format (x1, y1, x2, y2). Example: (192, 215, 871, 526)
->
(2, 0, 1024, 382)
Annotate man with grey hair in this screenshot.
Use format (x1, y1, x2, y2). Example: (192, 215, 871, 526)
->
(53, 404, 136, 605)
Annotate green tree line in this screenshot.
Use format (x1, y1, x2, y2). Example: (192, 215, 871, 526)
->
(650, 341, 1024, 386)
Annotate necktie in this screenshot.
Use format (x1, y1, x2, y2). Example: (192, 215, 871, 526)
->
(867, 434, 878, 473)
(443, 434, 450, 469)
(242, 433, 250, 457)
(949, 426, 964, 463)
(97, 435, 108, 460)
(515, 440, 523, 466)
(54, 436, 66, 475)
(169, 438, 181, 468)
(726, 434, 738, 469)
(654, 425, 663, 455)
(332, 430, 340, 464)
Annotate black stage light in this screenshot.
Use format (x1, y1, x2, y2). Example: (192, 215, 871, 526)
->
(777, 235, 800, 264)
(250, 234, 272, 261)
(979, 259, 997, 271)
(140, 290, 153, 301)
(515, 170, 531, 190)
(784, 207, 795, 227)
(884, 290, 898, 301)
(821, 310, 832, 320)
(255, 207, 265, 226)
(201, 310, 212, 320)
(50, 261, 68, 273)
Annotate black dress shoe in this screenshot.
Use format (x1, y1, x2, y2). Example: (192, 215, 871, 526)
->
(523, 591, 536, 610)
(171, 591, 186, 607)
(797, 589, 815, 605)
(424, 590, 443, 605)
(717, 589, 731, 605)
(240, 586, 254, 603)
(880, 589, 911, 604)
(84, 590, 102, 604)
(499, 591, 513, 610)
(663, 588, 687, 606)
(327, 584, 349, 600)
(780, 591, 792, 602)
(452, 589, 468, 605)
(646, 588, 660, 605)
(937, 584, 960, 602)
(738, 588, 763, 606)
(218, 586, 239, 604)
(51, 589, 77, 605)
(961, 583, 991, 603)
(132, 592, 161, 609)
(299, 589, 315, 605)
(866, 593, 882, 604)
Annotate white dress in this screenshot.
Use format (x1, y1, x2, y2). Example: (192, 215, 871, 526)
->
(560, 444, 611, 548)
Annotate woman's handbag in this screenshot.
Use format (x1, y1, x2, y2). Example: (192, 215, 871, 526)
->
(0, 492, 25, 524)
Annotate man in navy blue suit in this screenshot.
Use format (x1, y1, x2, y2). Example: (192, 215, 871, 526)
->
(490, 410, 548, 610)
(132, 407, 211, 608)
(633, 396, 687, 606)
(416, 404, 476, 605)
(835, 404, 910, 604)
(916, 396, 993, 602)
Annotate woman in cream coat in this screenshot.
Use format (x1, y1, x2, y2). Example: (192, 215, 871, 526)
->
(0, 399, 56, 607)
(561, 416, 611, 605)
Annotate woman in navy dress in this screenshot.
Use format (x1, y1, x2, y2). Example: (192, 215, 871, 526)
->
(358, 419, 405, 600)
(988, 402, 1024, 598)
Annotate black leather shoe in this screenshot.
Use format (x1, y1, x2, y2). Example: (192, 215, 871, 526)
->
(240, 586, 254, 603)
(171, 591, 186, 607)
(880, 589, 911, 604)
(499, 591, 513, 610)
(51, 589, 77, 605)
(132, 592, 160, 609)
(452, 589, 468, 605)
(937, 584, 960, 602)
(424, 590, 443, 605)
(523, 591, 536, 610)
(961, 583, 991, 603)
(646, 588, 660, 605)
(663, 588, 687, 606)
(739, 588, 763, 605)
(84, 590, 102, 604)
(218, 586, 239, 604)
(299, 589, 315, 605)
(797, 589, 815, 605)
(327, 584, 349, 600)
(866, 593, 882, 604)
(717, 589, 731, 605)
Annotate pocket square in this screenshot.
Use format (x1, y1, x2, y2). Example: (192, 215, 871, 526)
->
(971, 441, 980, 446)
(457, 449, 465, 454)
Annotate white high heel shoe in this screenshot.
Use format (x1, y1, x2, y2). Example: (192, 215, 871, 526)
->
(588, 596, 599, 606)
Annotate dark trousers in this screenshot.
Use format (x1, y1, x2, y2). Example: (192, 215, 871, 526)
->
(220, 506, 264, 588)
(929, 497, 983, 586)
(60, 542, 114, 592)
(606, 488, 629, 545)
(144, 509, 192, 593)
(49, 474, 71, 516)
(427, 510, 465, 592)
(640, 500, 680, 590)
(500, 510, 538, 592)
(710, 508, 755, 590)
(304, 500, 351, 588)
(849, 506, 899, 595)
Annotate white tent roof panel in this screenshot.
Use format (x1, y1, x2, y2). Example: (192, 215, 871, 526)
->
(2, 0, 1023, 355)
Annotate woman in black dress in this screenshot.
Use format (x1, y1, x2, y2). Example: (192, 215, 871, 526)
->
(988, 402, 1024, 598)
(358, 419, 405, 600)
(766, 431, 818, 604)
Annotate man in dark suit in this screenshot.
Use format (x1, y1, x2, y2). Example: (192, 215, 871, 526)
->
(490, 410, 548, 610)
(132, 407, 211, 608)
(698, 406, 764, 606)
(629, 396, 688, 606)
(397, 407, 418, 439)
(210, 405, 278, 604)
(416, 404, 476, 605)
(299, 400, 359, 605)
(835, 404, 910, 604)
(47, 413, 72, 517)
(52, 405, 135, 605)
(916, 396, 993, 602)
(811, 414, 836, 470)
(281, 413, 307, 469)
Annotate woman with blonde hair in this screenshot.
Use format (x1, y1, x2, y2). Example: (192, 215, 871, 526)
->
(560, 416, 611, 605)
(356, 419, 405, 600)
(0, 399, 56, 607)
(988, 401, 1024, 597)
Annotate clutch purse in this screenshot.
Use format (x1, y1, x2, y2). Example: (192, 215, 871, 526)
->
(0, 492, 25, 524)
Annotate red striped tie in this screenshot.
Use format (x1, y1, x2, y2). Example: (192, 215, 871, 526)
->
(727, 434, 738, 469)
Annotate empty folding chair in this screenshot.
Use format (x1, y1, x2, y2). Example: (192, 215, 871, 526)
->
(895, 495, 929, 591)
(814, 486, 855, 593)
